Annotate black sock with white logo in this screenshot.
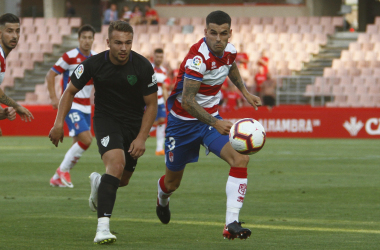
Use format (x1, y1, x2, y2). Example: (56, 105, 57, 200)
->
(97, 174, 120, 219)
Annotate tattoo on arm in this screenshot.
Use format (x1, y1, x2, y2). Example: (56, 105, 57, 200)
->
(182, 78, 218, 126)
(0, 90, 20, 108)
(228, 62, 247, 93)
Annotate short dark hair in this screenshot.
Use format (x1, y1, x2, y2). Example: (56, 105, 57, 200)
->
(78, 24, 95, 37)
(108, 20, 133, 38)
(0, 13, 20, 26)
(206, 10, 231, 27)
(154, 48, 163, 54)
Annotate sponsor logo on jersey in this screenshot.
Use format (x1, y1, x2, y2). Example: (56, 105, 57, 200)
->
(74, 64, 84, 79)
(189, 55, 203, 72)
(77, 58, 81, 63)
(148, 74, 157, 87)
(211, 61, 216, 69)
(101, 136, 110, 147)
(343, 117, 363, 136)
(127, 75, 137, 86)
(237, 196, 244, 203)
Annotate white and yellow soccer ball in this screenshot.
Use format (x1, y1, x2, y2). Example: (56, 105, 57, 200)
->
(229, 118, 266, 155)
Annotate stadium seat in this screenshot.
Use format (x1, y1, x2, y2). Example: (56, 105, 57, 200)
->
(147, 25, 159, 33)
(21, 17, 34, 26)
(34, 18, 45, 27)
(261, 17, 272, 25)
(299, 24, 311, 33)
(69, 17, 82, 28)
(311, 25, 324, 34)
(12, 68, 24, 79)
(58, 18, 69, 27)
(357, 34, 370, 43)
(252, 25, 263, 33)
(24, 93, 38, 103)
(239, 24, 252, 34)
(290, 33, 303, 43)
(309, 17, 321, 25)
(264, 25, 276, 33)
(272, 17, 284, 25)
(59, 25, 71, 36)
(26, 34, 38, 44)
(178, 17, 191, 26)
(287, 25, 299, 33)
(249, 17, 261, 25)
(320, 16, 332, 26)
(366, 24, 378, 34)
(370, 34, 380, 43)
(332, 16, 344, 27)
(285, 17, 297, 25)
(296, 17, 308, 25)
(238, 17, 250, 25)
(191, 17, 203, 26)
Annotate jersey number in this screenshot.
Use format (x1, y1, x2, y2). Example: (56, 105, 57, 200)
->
(68, 112, 80, 123)
(168, 137, 176, 151)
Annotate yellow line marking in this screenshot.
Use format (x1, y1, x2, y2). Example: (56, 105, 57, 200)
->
(31, 215, 380, 234)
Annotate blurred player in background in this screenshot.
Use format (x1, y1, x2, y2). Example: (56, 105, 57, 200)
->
(49, 21, 157, 244)
(150, 48, 169, 155)
(155, 11, 261, 240)
(46, 25, 96, 188)
(0, 13, 34, 124)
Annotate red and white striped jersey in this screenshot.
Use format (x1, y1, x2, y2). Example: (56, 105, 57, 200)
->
(152, 63, 168, 105)
(167, 38, 236, 120)
(0, 45, 6, 85)
(52, 48, 97, 114)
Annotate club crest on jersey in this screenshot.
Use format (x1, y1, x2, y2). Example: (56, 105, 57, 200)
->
(189, 55, 202, 72)
(101, 136, 110, 147)
(127, 75, 137, 86)
(238, 183, 247, 195)
(74, 64, 84, 79)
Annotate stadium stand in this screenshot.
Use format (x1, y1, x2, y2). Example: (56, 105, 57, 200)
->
(304, 20, 380, 107)
(3, 16, 352, 106)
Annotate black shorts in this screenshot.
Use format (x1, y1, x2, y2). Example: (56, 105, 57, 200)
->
(263, 95, 275, 107)
(93, 114, 139, 172)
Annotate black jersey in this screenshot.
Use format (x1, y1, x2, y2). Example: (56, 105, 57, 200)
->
(71, 50, 158, 127)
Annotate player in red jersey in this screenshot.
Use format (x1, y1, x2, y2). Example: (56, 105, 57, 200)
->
(151, 48, 169, 155)
(155, 11, 261, 240)
(46, 25, 96, 188)
(0, 13, 33, 124)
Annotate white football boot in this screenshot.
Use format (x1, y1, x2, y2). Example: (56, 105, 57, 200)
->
(94, 229, 116, 244)
(89, 172, 101, 212)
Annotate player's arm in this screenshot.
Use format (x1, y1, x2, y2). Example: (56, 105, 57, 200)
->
(182, 78, 231, 135)
(0, 88, 34, 122)
(162, 83, 169, 102)
(128, 92, 158, 159)
(228, 62, 261, 110)
(46, 69, 60, 109)
(49, 82, 80, 147)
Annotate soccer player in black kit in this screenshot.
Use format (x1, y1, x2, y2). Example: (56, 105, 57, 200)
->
(49, 21, 158, 244)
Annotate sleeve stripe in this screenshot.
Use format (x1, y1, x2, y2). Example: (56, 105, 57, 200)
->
(51, 67, 61, 75)
(184, 73, 202, 82)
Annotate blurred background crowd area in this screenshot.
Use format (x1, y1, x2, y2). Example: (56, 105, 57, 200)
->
(1, 0, 380, 109)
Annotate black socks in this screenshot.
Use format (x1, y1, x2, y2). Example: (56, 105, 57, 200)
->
(97, 174, 120, 218)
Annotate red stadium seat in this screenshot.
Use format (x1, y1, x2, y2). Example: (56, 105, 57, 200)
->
(261, 17, 272, 25)
(284, 17, 297, 25)
(249, 17, 261, 25)
(308, 17, 320, 25)
(69, 17, 82, 28)
(320, 16, 332, 26)
(366, 24, 378, 34)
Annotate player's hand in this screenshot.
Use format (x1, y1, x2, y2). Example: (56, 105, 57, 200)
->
(49, 126, 64, 147)
(213, 119, 233, 135)
(244, 92, 262, 111)
(128, 137, 146, 159)
(50, 96, 59, 109)
(4, 107, 16, 121)
(15, 106, 34, 122)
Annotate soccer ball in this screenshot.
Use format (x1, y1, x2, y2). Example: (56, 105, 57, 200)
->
(229, 118, 266, 155)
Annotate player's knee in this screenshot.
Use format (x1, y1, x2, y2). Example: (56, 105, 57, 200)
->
(165, 180, 181, 193)
(80, 137, 92, 147)
(231, 154, 250, 168)
(106, 162, 125, 179)
(119, 178, 129, 187)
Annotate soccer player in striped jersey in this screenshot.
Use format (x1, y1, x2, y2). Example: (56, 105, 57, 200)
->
(151, 48, 169, 156)
(47, 25, 97, 188)
(156, 11, 261, 240)
(0, 13, 34, 124)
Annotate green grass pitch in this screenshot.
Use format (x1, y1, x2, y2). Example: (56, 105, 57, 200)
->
(0, 136, 379, 249)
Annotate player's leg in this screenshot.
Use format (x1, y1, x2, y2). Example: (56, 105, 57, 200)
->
(204, 120, 251, 240)
(156, 167, 184, 224)
(52, 110, 92, 188)
(156, 114, 201, 224)
(93, 148, 125, 245)
(155, 117, 166, 155)
(219, 143, 251, 239)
